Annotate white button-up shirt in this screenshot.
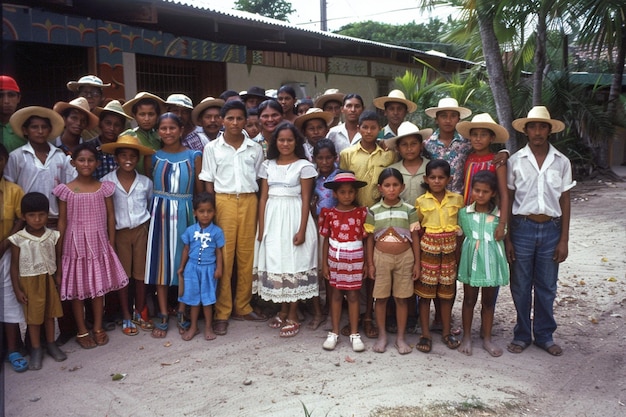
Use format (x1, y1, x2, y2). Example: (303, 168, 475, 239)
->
(198, 136, 263, 194)
(5, 142, 76, 218)
(101, 170, 153, 229)
(507, 144, 576, 217)
(328, 123, 358, 153)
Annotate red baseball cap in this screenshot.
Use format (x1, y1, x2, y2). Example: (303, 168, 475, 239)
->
(0, 76, 20, 93)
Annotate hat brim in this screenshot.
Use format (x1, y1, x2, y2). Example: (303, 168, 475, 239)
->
(456, 121, 509, 143)
(9, 106, 66, 141)
(294, 111, 334, 130)
(425, 106, 472, 120)
(385, 128, 433, 150)
(314, 93, 345, 109)
(373, 97, 418, 113)
(66, 81, 111, 93)
(323, 180, 368, 190)
(53, 101, 100, 130)
(93, 106, 132, 121)
(122, 93, 166, 117)
(512, 117, 565, 133)
(100, 141, 155, 156)
(191, 99, 225, 125)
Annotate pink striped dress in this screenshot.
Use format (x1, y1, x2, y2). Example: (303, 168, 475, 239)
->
(318, 207, 368, 290)
(53, 181, 128, 300)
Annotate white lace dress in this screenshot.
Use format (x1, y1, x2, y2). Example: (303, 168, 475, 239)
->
(254, 159, 318, 303)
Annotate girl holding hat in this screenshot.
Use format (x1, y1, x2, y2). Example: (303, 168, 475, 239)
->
(455, 113, 510, 241)
(319, 170, 368, 352)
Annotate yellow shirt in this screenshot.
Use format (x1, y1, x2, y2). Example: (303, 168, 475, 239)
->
(415, 190, 463, 234)
(339, 142, 396, 208)
(0, 178, 24, 240)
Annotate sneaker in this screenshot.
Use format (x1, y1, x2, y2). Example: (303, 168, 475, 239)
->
(350, 333, 365, 352)
(323, 332, 338, 350)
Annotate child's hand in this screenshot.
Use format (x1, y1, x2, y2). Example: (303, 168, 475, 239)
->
(494, 223, 506, 241)
(54, 273, 62, 288)
(367, 263, 376, 280)
(322, 264, 330, 280)
(214, 268, 223, 280)
(257, 228, 264, 242)
(14, 288, 27, 305)
(493, 151, 508, 168)
(293, 230, 306, 246)
(177, 269, 184, 280)
(412, 263, 421, 281)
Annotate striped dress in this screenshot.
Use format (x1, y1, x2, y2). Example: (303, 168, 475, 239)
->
(318, 207, 368, 290)
(462, 152, 495, 205)
(145, 149, 201, 286)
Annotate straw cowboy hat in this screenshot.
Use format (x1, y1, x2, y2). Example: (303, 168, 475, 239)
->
(456, 113, 509, 143)
(323, 171, 367, 190)
(314, 89, 345, 109)
(294, 108, 334, 130)
(9, 106, 65, 141)
(93, 100, 132, 120)
(373, 89, 418, 113)
(122, 92, 166, 117)
(100, 129, 155, 156)
(66, 75, 111, 92)
(165, 94, 194, 110)
(191, 97, 225, 125)
(385, 121, 433, 150)
(425, 97, 472, 119)
(512, 106, 565, 133)
(53, 97, 99, 130)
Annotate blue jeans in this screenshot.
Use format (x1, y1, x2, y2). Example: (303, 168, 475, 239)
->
(509, 216, 561, 346)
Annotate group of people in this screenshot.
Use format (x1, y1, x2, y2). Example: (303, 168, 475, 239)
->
(0, 74, 574, 374)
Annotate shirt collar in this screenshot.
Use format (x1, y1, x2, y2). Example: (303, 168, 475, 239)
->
(379, 199, 404, 208)
(466, 201, 500, 216)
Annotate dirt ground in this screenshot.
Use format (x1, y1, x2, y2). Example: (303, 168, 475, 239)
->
(3, 179, 625, 417)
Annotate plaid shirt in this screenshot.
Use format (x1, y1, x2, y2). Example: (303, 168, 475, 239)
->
(88, 137, 118, 179)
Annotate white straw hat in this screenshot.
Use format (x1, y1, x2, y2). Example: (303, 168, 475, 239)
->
(373, 89, 417, 113)
(512, 106, 565, 133)
(425, 97, 472, 119)
(456, 113, 509, 143)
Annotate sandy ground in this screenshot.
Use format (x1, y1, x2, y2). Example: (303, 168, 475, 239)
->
(3, 179, 626, 417)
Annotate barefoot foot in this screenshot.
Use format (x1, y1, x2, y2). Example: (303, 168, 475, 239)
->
(394, 338, 412, 354)
(182, 327, 199, 341)
(483, 339, 502, 357)
(372, 335, 388, 353)
(204, 324, 217, 340)
(458, 337, 473, 356)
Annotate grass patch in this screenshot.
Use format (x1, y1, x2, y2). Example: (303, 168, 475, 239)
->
(370, 398, 525, 417)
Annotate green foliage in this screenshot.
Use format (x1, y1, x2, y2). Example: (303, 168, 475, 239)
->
(234, 0, 294, 21)
(335, 19, 461, 56)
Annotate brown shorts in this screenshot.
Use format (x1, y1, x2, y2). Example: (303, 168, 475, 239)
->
(372, 247, 414, 299)
(20, 274, 63, 325)
(115, 222, 149, 280)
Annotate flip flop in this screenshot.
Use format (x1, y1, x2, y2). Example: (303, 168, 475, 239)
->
(442, 334, 461, 349)
(8, 352, 28, 373)
(534, 341, 563, 356)
(507, 340, 530, 354)
(279, 320, 300, 337)
(416, 336, 432, 353)
(268, 314, 285, 329)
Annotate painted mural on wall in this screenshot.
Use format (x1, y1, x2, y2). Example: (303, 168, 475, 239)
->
(3, 4, 246, 96)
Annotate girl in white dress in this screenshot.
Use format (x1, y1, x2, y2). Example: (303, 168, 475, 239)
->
(255, 122, 318, 338)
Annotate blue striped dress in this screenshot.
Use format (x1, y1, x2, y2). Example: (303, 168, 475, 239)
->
(145, 149, 201, 286)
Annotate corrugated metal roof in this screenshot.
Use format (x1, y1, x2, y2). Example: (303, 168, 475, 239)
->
(160, 0, 474, 65)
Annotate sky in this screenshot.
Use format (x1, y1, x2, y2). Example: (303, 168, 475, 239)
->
(216, 0, 460, 32)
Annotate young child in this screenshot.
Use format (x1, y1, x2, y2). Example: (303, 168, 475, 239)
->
(340, 110, 396, 339)
(9, 192, 66, 370)
(319, 171, 368, 352)
(308, 138, 340, 330)
(295, 108, 333, 162)
(506, 106, 574, 356)
(414, 159, 464, 353)
(457, 171, 510, 357)
(53, 142, 129, 349)
(122, 92, 165, 175)
(1, 143, 27, 372)
(365, 168, 420, 354)
(101, 130, 155, 334)
(5, 106, 73, 227)
(245, 107, 262, 142)
(456, 113, 510, 241)
(177, 192, 225, 341)
(255, 122, 318, 337)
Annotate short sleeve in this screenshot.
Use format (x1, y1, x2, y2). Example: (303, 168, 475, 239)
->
(259, 159, 270, 179)
(299, 160, 317, 179)
(214, 226, 225, 248)
(364, 208, 375, 234)
(52, 183, 70, 201)
(198, 142, 215, 182)
(100, 181, 115, 197)
(318, 208, 330, 237)
(181, 226, 193, 245)
(51, 230, 60, 245)
(358, 207, 369, 238)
